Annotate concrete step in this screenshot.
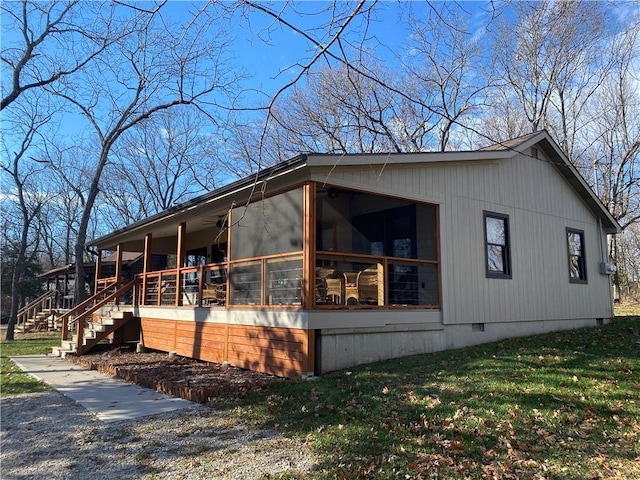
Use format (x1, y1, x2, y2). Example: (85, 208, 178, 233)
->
(16, 322, 35, 333)
(51, 346, 76, 358)
(98, 317, 116, 327)
(108, 311, 131, 321)
(52, 337, 78, 357)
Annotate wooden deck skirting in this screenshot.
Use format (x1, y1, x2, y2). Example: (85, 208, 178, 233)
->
(139, 318, 311, 378)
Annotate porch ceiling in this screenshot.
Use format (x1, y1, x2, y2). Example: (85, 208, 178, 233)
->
(90, 157, 312, 251)
(94, 201, 228, 251)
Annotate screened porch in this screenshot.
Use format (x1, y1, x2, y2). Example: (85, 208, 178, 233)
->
(95, 182, 441, 310)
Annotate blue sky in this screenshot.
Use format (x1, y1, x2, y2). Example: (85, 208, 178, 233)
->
(3, 0, 636, 162)
(224, 1, 507, 105)
(177, 1, 495, 103)
(0, 1, 501, 116)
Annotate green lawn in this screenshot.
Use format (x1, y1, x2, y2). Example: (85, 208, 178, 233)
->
(2, 321, 638, 479)
(0, 333, 61, 396)
(232, 317, 640, 480)
(614, 303, 640, 317)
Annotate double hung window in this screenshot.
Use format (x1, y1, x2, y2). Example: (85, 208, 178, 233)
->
(484, 211, 512, 278)
(567, 229, 587, 283)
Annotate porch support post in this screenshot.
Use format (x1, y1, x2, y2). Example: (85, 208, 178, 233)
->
(224, 208, 231, 307)
(175, 222, 186, 306)
(142, 233, 152, 305)
(64, 273, 70, 308)
(303, 328, 316, 377)
(114, 244, 123, 305)
(197, 264, 204, 308)
(302, 181, 316, 310)
(94, 250, 102, 294)
(114, 244, 123, 286)
(302, 182, 316, 376)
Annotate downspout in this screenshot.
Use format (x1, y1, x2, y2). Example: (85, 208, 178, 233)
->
(598, 219, 607, 264)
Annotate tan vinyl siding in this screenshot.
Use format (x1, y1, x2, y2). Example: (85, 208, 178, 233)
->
(311, 149, 612, 326)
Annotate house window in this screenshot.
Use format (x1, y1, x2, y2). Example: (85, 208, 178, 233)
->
(567, 229, 587, 283)
(185, 248, 207, 267)
(484, 211, 511, 278)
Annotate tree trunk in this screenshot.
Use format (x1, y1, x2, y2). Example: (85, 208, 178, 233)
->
(5, 262, 24, 341)
(74, 151, 108, 305)
(5, 214, 29, 341)
(610, 234, 621, 302)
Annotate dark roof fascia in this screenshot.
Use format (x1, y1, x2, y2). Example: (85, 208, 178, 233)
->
(39, 256, 141, 278)
(305, 149, 512, 167)
(89, 154, 309, 248)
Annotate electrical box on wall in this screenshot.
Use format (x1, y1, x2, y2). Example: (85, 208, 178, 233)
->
(599, 262, 617, 275)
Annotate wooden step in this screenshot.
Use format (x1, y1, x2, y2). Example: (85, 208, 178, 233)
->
(56, 310, 134, 356)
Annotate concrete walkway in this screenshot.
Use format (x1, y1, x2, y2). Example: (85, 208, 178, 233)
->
(10, 354, 198, 423)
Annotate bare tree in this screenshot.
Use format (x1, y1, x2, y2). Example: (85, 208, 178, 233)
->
(224, 1, 505, 163)
(42, 4, 238, 302)
(262, 64, 412, 155)
(589, 64, 640, 229)
(582, 25, 640, 298)
(402, 3, 492, 151)
(1, 0, 114, 111)
(36, 143, 93, 266)
(617, 224, 640, 299)
(473, 88, 530, 147)
(491, 0, 611, 157)
(0, 92, 51, 339)
(100, 107, 215, 227)
(216, 0, 387, 162)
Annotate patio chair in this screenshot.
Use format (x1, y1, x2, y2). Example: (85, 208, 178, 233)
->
(357, 269, 379, 305)
(325, 277, 344, 305)
(344, 272, 359, 304)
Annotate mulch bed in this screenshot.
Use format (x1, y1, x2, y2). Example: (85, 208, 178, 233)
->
(65, 347, 283, 404)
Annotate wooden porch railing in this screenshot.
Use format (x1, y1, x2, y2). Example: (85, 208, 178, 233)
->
(59, 279, 138, 347)
(96, 276, 117, 292)
(16, 290, 56, 330)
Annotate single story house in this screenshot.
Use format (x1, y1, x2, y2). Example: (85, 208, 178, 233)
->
(77, 130, 620, 378)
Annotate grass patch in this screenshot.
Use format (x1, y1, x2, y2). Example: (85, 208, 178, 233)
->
(1, 333, 61, 396)
(614, 302, 640, 317)
(234, 317, 640, 479)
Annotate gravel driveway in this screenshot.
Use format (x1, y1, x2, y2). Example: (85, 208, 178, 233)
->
(1, 390, 315, 479)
